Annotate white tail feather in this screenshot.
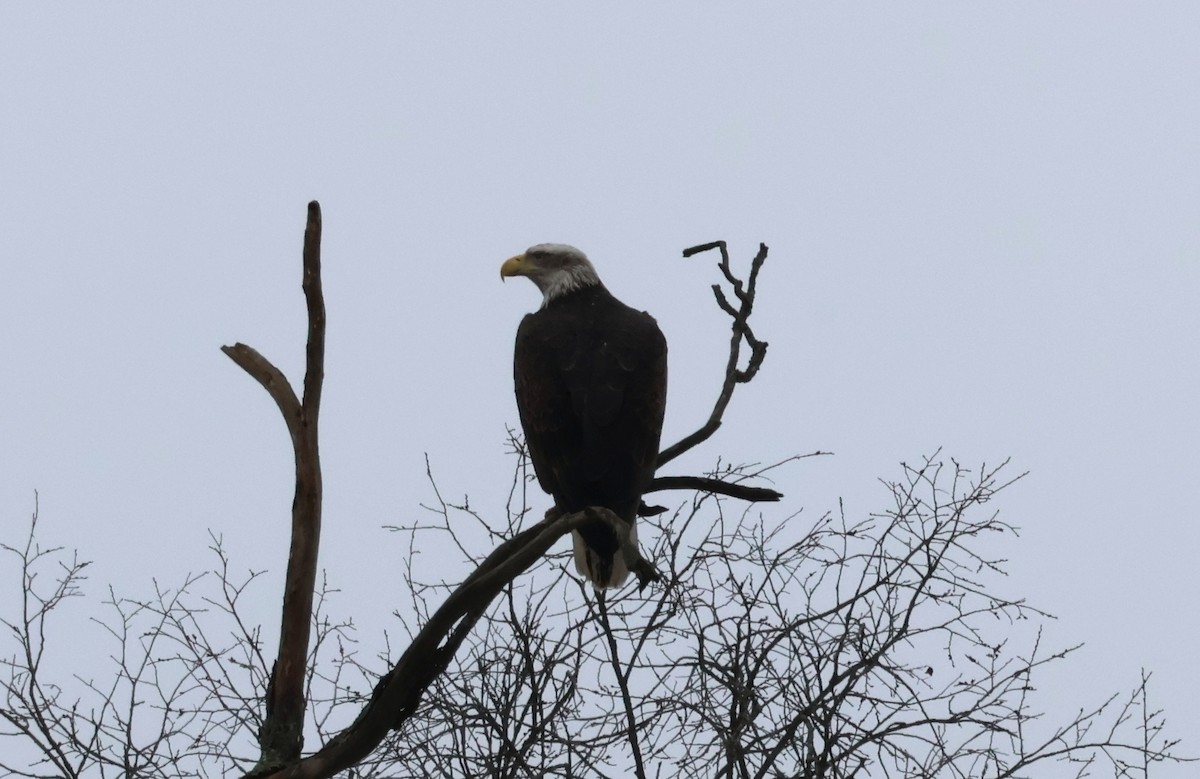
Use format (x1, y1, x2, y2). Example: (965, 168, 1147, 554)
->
(572, 524, 638, 589)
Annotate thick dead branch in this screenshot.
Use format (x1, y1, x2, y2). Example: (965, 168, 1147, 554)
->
(657, 241, 770, 469)
(220, 346, 301, 432)
(222, 200, 325, 771)
(247, 506, 648, 779)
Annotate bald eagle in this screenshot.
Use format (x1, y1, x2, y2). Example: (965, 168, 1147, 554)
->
(501, 244, 667, 589)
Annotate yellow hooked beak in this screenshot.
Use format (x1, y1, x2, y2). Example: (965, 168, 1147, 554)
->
(499, 254, 526, 281)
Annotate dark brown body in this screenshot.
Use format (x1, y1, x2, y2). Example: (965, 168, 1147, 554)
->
(514, 284, 667, 587)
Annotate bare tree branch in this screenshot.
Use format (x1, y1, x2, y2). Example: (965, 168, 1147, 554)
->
(222, 200, 325, 770)
(657, 241, 770, 469)
(646, 475, 781, 504)
(219, 346, 301, 430)
(596, 594, 648, 779)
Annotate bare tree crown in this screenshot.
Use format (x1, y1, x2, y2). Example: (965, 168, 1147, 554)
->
(2, 204, 1189, 778)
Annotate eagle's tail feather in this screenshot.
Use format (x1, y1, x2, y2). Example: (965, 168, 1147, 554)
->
(572, 523, 637, 589)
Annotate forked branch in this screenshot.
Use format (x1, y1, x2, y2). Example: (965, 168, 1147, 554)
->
(653, 241, 776, 497)
(222, 200, 325, 771)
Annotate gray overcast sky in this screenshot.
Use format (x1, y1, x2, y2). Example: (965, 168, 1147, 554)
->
(2, 4, 1197, 773)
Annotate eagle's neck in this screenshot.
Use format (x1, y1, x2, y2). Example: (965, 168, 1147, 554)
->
(540, 264, 602, 307)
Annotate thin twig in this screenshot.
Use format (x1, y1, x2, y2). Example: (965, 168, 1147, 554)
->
(596, 593, 648, 779)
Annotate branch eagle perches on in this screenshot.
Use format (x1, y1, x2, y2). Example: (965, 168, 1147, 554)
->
(246, 504, 639, 779)
(228, 213, 777, 778)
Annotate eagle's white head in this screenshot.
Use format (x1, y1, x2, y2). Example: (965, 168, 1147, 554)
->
(500, 243, 602, 305)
